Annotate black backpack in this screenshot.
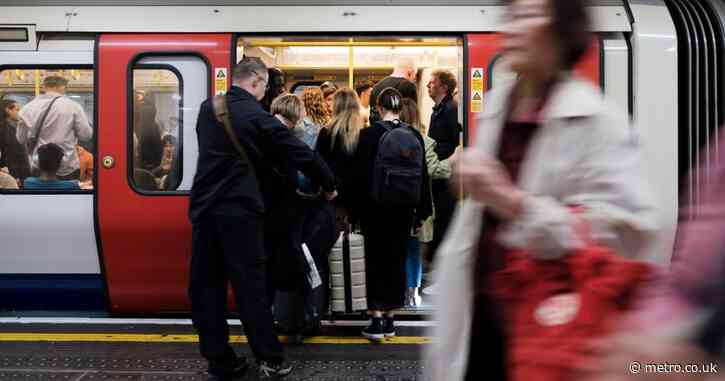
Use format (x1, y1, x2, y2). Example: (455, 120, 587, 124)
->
(371, 120, 424, 207)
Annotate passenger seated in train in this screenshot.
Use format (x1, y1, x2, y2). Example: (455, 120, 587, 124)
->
(23, 143, 80, 190)
(355, 80, 375, 127)
(0, 168, 18, 189)
(77, 144, 93, 185)
(16, 75, 92, 181)
(152, 134, 177, 178)
(0, 99, 31, 183)
(134, 131, 163, 191)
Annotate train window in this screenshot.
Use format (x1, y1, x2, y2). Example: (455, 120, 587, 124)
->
(130, 66, 182, 193)
(0, 67, 94, 191)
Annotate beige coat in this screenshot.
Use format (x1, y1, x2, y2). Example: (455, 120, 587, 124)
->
(425, 77, 657, 380)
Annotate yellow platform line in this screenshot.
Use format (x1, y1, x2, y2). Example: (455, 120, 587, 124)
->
(0, 333, 431, 345)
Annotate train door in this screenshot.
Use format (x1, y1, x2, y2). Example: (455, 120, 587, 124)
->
(97, 34, 231, 313)
(0, 37, 103, 310)
(464, 34, 601, 144)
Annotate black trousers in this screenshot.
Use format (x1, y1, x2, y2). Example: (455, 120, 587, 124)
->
(429, 179, 456, 262)
(465, 294, 507, 381)
(189, 211, 284, 364)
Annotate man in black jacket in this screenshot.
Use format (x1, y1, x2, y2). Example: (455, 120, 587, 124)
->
(425, 70, 461, 276)
(189, 57, 336, 380)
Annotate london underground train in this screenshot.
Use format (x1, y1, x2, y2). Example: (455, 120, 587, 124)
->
(0, 0, 722, 314)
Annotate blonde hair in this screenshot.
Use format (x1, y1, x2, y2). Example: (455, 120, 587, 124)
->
(301, 87, 331, 126)
(327, 88, 363, 154)
(271, 94, 304, 126)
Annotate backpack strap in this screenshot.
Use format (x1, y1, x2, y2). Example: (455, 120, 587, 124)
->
(212, 94, 253, 174)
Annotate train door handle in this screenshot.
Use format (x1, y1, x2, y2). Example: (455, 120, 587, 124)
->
(102, 155, 115, 169)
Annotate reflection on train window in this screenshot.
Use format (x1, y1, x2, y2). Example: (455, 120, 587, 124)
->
(131, 67, 182, 192)
(0, 68, 94, 191)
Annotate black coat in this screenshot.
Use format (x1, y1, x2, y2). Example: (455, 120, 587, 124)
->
(428, 94, 461, 160)
(352, 120, 433, 310)
(315, 127, 360, 218)
(0, 121, 30, 181)
(189, 86, 335, 222)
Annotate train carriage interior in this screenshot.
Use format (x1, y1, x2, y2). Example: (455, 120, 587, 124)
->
(238, 35, 465, 138)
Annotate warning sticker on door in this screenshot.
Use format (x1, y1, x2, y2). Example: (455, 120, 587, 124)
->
(471, 91, 483, 113)
(471, 68, 484, 113)
(215, 68, 228, 95)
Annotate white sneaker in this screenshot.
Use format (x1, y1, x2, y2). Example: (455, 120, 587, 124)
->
(422, 284, 437, 296)
(412, 287, 422, 306)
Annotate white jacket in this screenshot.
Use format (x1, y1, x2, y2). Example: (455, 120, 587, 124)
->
(425, 77, 657, 381)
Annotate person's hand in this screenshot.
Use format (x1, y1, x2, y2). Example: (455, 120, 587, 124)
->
(325, 190, 338, 201)
(448, 145, 463, 164)
(451, 148, 526, 219)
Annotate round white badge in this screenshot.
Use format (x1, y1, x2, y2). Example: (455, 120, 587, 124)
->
(534, 293, 581, 326)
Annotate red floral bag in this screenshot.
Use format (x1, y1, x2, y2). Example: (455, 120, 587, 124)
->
(492, 215, 653, 381)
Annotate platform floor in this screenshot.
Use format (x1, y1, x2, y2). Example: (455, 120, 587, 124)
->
(0, 320, 428, 381)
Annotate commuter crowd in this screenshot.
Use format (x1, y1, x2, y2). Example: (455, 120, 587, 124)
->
(3, 0, 723, 379)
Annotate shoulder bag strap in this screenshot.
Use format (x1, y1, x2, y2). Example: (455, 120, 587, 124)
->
(28, 96, 61, 152)
(212, 95, 253, 174)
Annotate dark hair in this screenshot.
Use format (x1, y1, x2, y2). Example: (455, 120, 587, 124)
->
(161, 134, 178, 146)
(37, 143, 65, 174)
(355, 80, 375, 97)
(0, 99, 17, 119)
(507, 0, 591, 69)
(432, 70, 458, 95)
(261, 67, 286, 112)
(232, 57, 268, 83)
(376, 87, 403, 113)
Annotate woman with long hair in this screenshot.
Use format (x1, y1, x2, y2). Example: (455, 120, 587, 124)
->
(316, 88, 363, 220)
(0, 99, 30, 182)
(398, 98, 457, 307)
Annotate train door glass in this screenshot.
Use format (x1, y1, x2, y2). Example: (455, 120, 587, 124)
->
(131, 66, 182, 192)
(129, 56, 206, 193)
(238, 35, 464, 313)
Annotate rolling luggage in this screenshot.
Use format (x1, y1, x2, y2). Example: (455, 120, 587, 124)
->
(329, 224, 367, 313)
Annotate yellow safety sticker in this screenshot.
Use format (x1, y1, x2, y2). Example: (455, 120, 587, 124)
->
(215, 67, 228, 95)
(471, 68, 484, 113)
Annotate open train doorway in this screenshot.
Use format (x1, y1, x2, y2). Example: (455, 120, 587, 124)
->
(237, 35, 464, 314)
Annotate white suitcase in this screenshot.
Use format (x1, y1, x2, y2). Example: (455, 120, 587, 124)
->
(329, 229, 367, 313)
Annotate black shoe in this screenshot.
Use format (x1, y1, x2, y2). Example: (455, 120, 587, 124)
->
(362, 317, 384, 342)
(258, 359, 293, 378)
(383, 316, 396, 338)
(208, 357, 248, 380)
(287, 332, 304, 345)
